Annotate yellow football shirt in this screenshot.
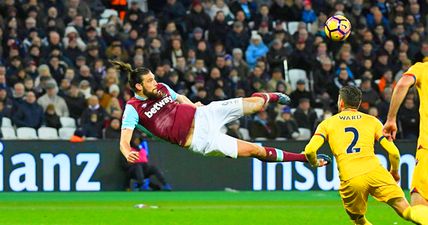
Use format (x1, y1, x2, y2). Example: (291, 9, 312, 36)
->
(314, 110, 384, 181)
(403, 62, 428, 150)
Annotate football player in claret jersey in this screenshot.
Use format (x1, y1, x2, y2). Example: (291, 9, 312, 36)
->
(111, 60, 331, 169)
(304, 86, 428, 225)
(384, 62, 428, 207)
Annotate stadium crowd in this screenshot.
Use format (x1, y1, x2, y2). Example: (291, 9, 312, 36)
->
(0, 0, 426, 140)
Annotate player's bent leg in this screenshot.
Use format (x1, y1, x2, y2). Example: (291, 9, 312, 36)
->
(411, 192, 428, 206)
(389, 197, 428, 224)
(242, 97, 265, 115)
(236, 139, 330, 165)
(236, 139, 307, 162)
(387, 197, 411, 218)
(243, 93, 291, 115)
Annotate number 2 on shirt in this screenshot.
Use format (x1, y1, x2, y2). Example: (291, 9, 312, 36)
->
(345, 127, 361, 154)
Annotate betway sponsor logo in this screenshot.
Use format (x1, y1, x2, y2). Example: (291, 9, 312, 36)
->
(144, 96, 173, 118)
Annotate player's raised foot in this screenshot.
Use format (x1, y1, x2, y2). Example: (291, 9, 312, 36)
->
(317, 154, 332, 167)
(275, 93, 291, 105)
(251, 92, 291, 105)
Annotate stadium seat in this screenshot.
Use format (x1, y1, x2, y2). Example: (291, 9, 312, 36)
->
(38, 127, 59, 140)
(287, 22, 300, 35)
(296, 128, 311, 140)
(314, 108, 324, 118)
(239, 128, 250, 140)
(86, 137, 98, 140)
(60, 117, 76, 128)
(254, 137, 267, 141)
(288, 69, 308, 91)
(16, 127, 38, 139)
(275, 137, 287, 141)
(2, 117, 12, 127)
(1, 127, 17, 139)
(59, 127, 76, 140)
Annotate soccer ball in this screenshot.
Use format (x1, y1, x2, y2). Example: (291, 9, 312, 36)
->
(324, 15, 351, 41)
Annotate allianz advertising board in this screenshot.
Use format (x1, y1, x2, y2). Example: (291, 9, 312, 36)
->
(0, 140, 417, 191)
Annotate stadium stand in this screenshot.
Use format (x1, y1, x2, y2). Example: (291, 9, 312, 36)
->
(0, 0, 424, 141)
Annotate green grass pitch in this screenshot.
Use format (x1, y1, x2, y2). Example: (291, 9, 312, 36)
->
(0, 191, 412, 225)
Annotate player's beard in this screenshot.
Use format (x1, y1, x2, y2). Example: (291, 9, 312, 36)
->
(143, 87, 163, 99)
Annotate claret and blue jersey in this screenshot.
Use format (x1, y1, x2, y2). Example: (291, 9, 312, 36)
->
(121, 83, 196, 147)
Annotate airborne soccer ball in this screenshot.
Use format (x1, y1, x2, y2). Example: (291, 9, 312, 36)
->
(324, 15, 351, 41)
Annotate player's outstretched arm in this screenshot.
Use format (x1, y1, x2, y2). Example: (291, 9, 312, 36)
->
(379, 137, 401, 181)
(384, 75, 415, 140)
(120, 128, 139, 163)
(304, 135, 326, 167)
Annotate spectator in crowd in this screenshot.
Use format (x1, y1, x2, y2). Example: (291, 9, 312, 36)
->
(37, 82, 69, 117)
(44, 104, 61, 129)
(398, 97, 419, 140)
(0, 87, 13, 118)
(13, 91, 44, 129)
(209, 11, 230, 45)
(289, 79, 313, 108)
(79, 80, 92, 99)
(269, 0, 301, 22)
(329, 63, 356, 101)
(226, 120, 245, 140)
(360, 77, 380, 113)
(0, 66, 8, 91)
(34, 64, 56, 95)
(249, 111, 276, 140)
(293, 98, 318, 131)
(378, 87, 393, 122)
(12, 82, 26, 107)
(232, 48, 250, 80)
(377, 69, 396, 94)
(276, 107, 299, 140)
(267, 68, 289, 93)
(414, 40, 428, 63)
(209, 0, 234, 21)
(80, 95, 108, 138)
(64, 83, 86, 120)
(105, 118, 121, 139)
(288, 38, 312, 72)
(301, 1, 316, 24)
(226, 21, 249, 53)
(373, 50, 390, 80)
(186, 1, 211, 32)
(313, 57, 334, 108)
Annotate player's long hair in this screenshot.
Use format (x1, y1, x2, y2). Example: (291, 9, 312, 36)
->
(109, 60, 150, 92)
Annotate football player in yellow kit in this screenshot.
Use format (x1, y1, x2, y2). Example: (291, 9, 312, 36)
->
(384, 62, 428, 207)
(305, 86, 428, 225)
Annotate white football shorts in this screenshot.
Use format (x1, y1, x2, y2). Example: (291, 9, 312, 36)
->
(189, 98, 244, 158)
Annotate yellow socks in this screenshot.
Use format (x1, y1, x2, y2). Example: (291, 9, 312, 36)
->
(403, 205, 428, 225)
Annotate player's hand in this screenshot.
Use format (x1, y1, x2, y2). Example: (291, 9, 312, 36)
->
(390, 169, 400, 182)
(194, 101, 204, 107)
(383, 120, 398, 141)
(126, 151, 139, 163)
(316, 154, 332, 167)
